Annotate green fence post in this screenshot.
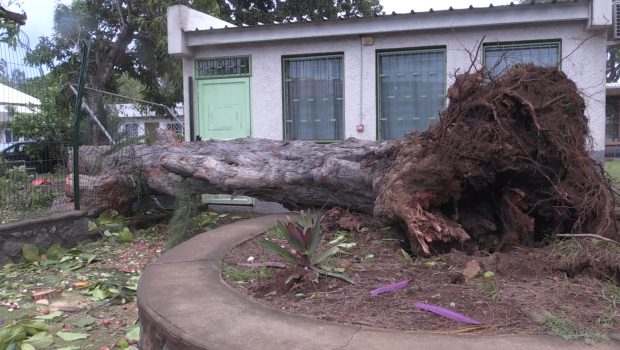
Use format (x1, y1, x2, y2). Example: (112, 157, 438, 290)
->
(73, 38, 92, 211)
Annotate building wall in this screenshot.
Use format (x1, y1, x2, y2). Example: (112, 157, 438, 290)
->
(120, 118, 185, 138)
(185, 21, 607, 154)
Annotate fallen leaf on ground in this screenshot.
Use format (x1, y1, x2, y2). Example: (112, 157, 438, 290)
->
(56, 331, 89, 341)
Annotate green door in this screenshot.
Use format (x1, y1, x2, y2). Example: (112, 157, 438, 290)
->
(198, 78, 251, 140)
(197, 77, 254, 206)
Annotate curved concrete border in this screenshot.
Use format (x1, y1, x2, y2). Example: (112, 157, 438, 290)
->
(138, 213, 618, 350)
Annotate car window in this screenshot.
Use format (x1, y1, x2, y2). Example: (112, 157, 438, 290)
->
(18, 145, 26, 152)
(3, 145, 15, 154)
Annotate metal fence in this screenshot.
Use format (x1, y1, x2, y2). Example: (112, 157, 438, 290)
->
(0, 33, 72, 221)
(0, 33, 183, 222)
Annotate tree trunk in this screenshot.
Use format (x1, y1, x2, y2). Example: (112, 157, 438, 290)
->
(63, 65, 616, 256)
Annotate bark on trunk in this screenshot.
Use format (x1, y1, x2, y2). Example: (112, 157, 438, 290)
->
(63, 65, 616, 256)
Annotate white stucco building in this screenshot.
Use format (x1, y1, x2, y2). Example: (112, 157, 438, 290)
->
(168, 0, 612, 160)
(112, 104, 185, 139)
(0, 82, 40, 146)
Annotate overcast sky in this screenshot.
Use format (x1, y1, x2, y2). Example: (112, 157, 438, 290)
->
(9, 0, 514, 47)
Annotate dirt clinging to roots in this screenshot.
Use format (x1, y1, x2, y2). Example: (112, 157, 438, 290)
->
(375, 64, 615, 254)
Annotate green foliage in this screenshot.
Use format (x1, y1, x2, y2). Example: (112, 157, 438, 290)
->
(45, 245, 65, 260)
(0, 316, 57, 350)
(192, 211, 219, 230)
(166, 180, 198, 249)
(532, 311, 608, 344)
(21, 244, 39, 262)
(87, 212, 134, 243)
(259, 211, 354, 284)
(480, 279, 501, 300)
(0, 79, 73, 142)
(259, 211, 323, 265)
(597, 280, 620, 326)
(218, 0, 383, 25)
(264, 224, 285, 239)
(0, 0, 23, 47)
(221, 263, 272, 283)
(26, 0, 219, 116)
(55, 332, 89, 341)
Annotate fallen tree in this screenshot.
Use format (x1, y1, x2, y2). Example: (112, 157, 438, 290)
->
(61, 65, 616, 255)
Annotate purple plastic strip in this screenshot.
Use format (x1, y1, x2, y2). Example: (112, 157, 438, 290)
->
(415, 302, 483, 325)
(370, 279, 412, 296)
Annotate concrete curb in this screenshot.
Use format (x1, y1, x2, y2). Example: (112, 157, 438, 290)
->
(137, 213, 620, 350)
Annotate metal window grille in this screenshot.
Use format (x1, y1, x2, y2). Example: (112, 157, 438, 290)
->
(377, 49, 446, 140)
(484, 42, 560, 80)
(196, 56, 251, 78)
(166, 123, 184, 134)
(123, 123, 140, 138)
(283, 55, 344, 141)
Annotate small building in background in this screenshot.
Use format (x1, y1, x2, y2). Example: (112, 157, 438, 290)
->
(0, 82, 39, 147)
(111, 103, 184, 139)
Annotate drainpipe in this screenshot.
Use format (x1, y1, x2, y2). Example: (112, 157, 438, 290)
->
(357, 35, 364, 134)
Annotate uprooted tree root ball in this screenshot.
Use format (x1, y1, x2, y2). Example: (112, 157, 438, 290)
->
(374, 64, 615, 255)
(64, 64, 616, 256)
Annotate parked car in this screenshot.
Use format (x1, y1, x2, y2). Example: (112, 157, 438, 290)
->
(0, 141, 66, 174)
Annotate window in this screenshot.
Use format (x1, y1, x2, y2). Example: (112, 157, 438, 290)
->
(607, 96, 620, 142)
(377, 49, 446, 140)
(4, 129, 12, 143)
(196, 56, 251, 78)
(123, 123, 140, 138)
(283, 55, 344, 141)
(484, 41, 560, 80)
(166, 123, 184, 135)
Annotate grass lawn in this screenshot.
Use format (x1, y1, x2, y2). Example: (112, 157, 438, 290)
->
(605, 159, 620, 184)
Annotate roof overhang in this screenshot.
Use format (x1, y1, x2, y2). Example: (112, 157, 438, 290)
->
(183, 2, 592, 48)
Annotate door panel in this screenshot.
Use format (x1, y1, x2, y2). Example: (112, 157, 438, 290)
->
(198, 77, 254, 206)
(198, 78, 251, 140)
(145, 122, 159, 135)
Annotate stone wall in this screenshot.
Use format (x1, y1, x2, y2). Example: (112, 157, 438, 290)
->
(0, 211, 99, 266)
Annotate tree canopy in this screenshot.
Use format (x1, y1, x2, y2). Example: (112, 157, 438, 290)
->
(0, 0, 26, 46)
(217, 0, 383, 25)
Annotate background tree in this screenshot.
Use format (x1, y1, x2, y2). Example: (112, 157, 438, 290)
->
(25, 0, 219, 145)
(217, 0, 383, 25)
(0, 0, 26, 45)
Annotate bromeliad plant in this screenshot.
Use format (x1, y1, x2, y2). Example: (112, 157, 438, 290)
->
(259, 211, 355, 284)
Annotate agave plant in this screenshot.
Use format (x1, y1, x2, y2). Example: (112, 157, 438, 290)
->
(259, 211, 355, 284)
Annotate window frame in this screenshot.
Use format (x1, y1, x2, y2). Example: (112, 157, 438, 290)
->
(281, 53, 346, 143)
(375, 47, 447, 141)
(195, 55, 252, 79)
(166, 122, 185, 135)
(606, 95, 620, 142)
(482, 40, 562, 79)
(4, 129, 13, 143)
(123, 123, 140, 139)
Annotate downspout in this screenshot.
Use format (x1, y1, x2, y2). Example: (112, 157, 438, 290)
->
(359, 35, 364, 132)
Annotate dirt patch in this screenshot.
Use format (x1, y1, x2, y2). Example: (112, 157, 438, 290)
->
(222, 212, 620, 339)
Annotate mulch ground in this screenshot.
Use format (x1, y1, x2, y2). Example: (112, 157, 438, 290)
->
(222, 209, 620, 338)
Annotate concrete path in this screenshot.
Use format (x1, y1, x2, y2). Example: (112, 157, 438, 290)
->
(137, 213, 620, 350)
